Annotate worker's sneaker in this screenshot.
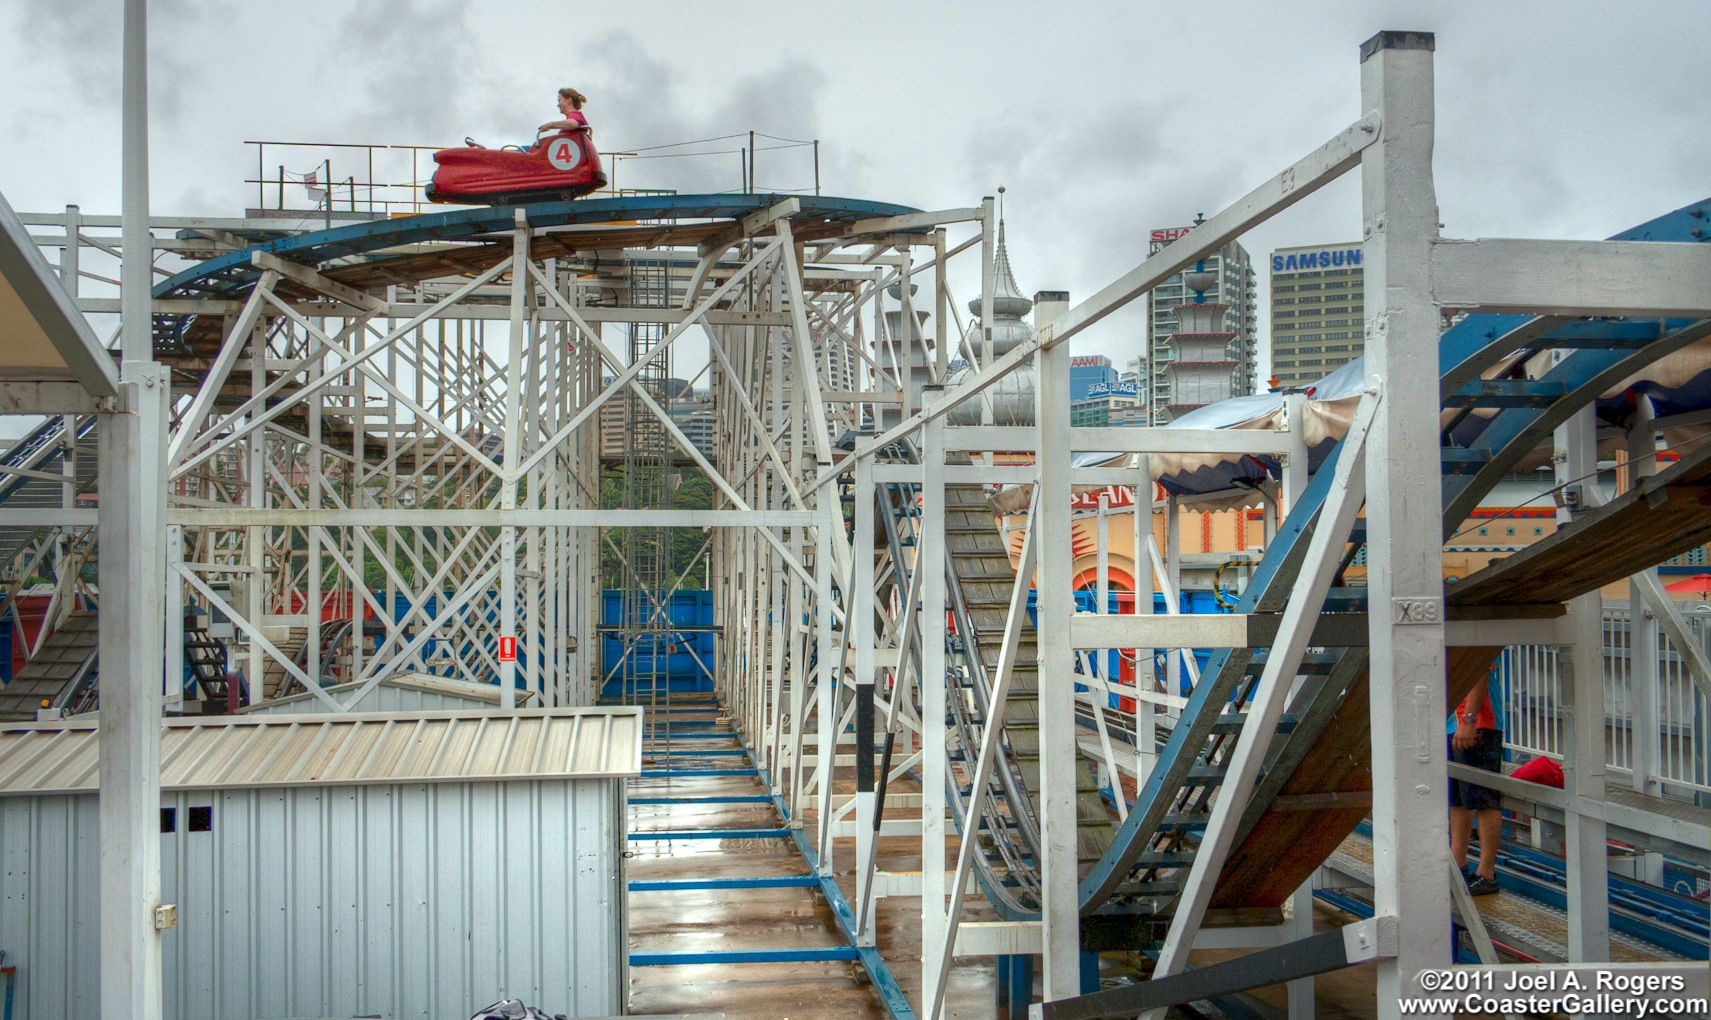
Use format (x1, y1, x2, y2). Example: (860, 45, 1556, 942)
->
(1466, 874, 1500, 896)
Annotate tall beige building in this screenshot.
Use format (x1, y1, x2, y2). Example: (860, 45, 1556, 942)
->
(1267, 241, 1364, 385)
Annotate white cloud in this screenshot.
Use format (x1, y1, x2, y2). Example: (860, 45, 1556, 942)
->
(0, 0, 1704, 383)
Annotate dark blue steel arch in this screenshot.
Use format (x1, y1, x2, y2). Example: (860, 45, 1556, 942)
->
(152, 193, 923, 301)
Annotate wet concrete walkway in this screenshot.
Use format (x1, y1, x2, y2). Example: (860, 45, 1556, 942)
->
(620, 694, 1385, 1020)
(624, 695, 923, 1018)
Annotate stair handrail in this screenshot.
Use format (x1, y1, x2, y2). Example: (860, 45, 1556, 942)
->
(51, 649, 99, 712)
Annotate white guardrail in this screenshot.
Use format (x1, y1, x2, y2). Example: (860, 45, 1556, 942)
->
(1499, 604, 1711, 798)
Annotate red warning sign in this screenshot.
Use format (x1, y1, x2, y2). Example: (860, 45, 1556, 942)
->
(499, 636, 517, 662)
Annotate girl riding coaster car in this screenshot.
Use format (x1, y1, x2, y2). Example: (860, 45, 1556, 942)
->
(424, 87, 608, 205)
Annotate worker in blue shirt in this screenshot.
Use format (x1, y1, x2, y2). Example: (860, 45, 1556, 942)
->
(1449, 660, 1506, 895)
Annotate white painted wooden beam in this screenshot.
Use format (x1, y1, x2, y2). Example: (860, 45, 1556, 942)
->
(942, 425, 1291, 455)
(251, 250, 383, 311)
(0, 380, 110, 414)
(846, 208, 984, 236)
(1431, 238, 1711, 317)
(1072, 614, 1248, 650)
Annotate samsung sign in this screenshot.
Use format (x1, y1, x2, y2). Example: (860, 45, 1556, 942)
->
(1271, 248, 1361, 272)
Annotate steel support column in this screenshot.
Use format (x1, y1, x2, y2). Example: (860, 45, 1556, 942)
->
(1626, 396, 1662, 796)
(853, 449, 878, 943)
(100, 364, 169, 1020)
(919, 388, 950, 1004)
(1134, 473, 1154, 783)
(101, 1, 167, 1017)
(1286, 882, 1316, 1020)
(499, 211, 528, 708)
(814, 488, 838, 875)
(1557, 402, 1611, 962)
(1359, 30, 1452, 1019)
(1036, 335, 1079, 997)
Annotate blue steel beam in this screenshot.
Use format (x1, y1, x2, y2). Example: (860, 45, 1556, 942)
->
(629, 876, 821, 891)
(628, 796, 774, 805)
(630, 947, 863, 965)
(1439, 318, 1698, 398)
(1442, 379, 1568, 409)
(641, 732, 744, 739)
(1436, 193, 1710, 397)
(1435, 197, 1711, 529)
(1440, 318, 1711, 532)
(628, 828, 791, 840)
(637, 768, 758, 777)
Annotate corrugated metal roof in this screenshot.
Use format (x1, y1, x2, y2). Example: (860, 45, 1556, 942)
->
(0, 707, 642, 795)
(236, 672, 536, 713)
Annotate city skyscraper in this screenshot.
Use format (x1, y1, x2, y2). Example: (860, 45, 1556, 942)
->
(1068, 354, 1119, 401)
(1267, 241, 1365, 385)
(1143, 223, 1258, 423)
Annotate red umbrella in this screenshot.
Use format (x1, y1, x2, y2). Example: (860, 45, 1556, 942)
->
(1663, 573, 1711, 599)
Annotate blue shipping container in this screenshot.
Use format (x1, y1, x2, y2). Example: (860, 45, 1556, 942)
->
(600, 589, 717, 699)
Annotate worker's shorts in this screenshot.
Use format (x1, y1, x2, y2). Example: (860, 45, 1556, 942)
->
(1448, 729, 1504, 811)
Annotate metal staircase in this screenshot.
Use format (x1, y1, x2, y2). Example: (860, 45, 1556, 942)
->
(180, 606, 244, 706)
(261, 627, 308, 698)
(1074, 197, 1711, 921)
(873, 441, 1121, 921)
(911, 199, 1711, 935)
(0, 415, 99, 566)
(942, 483, 1118, 872)
(0, 610, 98, 719)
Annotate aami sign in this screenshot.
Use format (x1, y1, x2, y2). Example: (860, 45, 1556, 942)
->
(1271, 248, 1362, 272)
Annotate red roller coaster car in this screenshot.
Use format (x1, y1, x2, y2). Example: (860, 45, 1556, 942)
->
(425, 128, 607, 206)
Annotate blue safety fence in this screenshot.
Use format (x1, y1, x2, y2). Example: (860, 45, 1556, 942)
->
(599, 589, 717, 698)
(229, 589, 567, 691)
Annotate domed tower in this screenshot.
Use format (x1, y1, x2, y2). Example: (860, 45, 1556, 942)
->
(946, 218, 1038, 426)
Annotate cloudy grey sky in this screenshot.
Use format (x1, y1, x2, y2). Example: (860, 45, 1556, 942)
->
(1, 0, 1707, 378)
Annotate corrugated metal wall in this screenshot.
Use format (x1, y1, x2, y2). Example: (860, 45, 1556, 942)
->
(0, 778, 625, 1019)
(0, 794, 101, 1016)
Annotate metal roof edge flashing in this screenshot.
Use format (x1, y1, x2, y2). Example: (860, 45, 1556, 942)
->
(0, 706, 644, 795)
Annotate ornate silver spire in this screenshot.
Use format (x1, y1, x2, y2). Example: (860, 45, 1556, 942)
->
(945, 188, 1039, 425)
(970, 193, 1033, 319)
